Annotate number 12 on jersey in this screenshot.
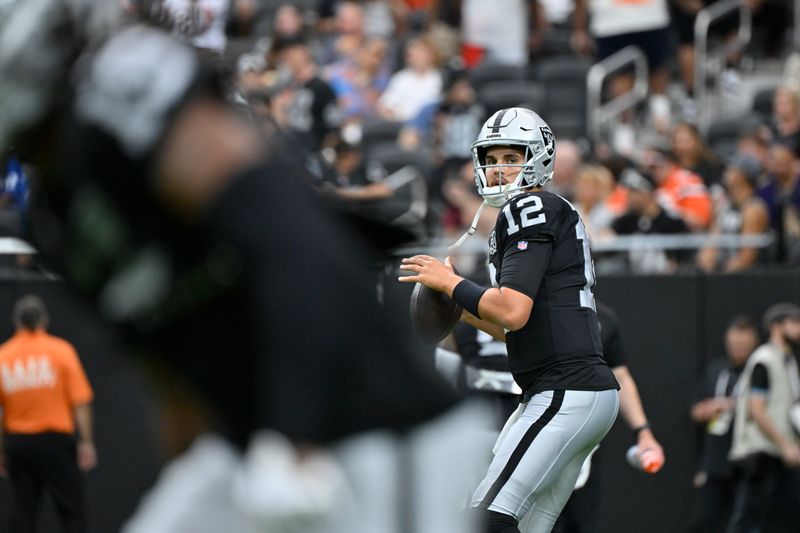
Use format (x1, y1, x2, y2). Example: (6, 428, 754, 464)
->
(502, 195, 546, 235)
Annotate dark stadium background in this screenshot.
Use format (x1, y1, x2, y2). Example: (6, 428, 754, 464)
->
(0, 268, 796, 532)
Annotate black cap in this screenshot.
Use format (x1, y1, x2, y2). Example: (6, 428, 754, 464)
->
(763, 302, 800, 331)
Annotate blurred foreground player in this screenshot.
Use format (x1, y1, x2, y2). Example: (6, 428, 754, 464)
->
(400, 108, 620, 533)
(0, 3, 484, 532)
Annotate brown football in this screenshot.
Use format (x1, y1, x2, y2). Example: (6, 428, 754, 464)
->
(409, 268, 463, 344)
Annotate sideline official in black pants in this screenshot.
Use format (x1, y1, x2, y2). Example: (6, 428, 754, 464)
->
(0, 296, 96, 533)
(5, 433, 87, 533)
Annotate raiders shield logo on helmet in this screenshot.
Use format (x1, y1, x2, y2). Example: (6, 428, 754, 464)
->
(540, 126, 555, 157)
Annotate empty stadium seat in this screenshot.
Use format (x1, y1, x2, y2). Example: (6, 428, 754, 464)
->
(366, 144, 432, 177)
(752, 86, 776, 121)
(361, 119, 403, 153)
(706, 114, 763, 147)
(468, 63, 528, 92)
(533, 56, 592, 139)
(477, 81, 546, 116)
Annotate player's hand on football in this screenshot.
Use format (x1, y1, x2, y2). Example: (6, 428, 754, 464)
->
(398, 255, 461, 294)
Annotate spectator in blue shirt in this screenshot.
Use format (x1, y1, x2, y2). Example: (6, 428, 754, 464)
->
(758, 143, 800, 262)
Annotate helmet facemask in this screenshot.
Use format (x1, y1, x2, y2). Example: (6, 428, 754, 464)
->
(472, 140, 552, 208)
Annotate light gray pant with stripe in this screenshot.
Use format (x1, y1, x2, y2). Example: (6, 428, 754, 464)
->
(470, 389, 619, 533)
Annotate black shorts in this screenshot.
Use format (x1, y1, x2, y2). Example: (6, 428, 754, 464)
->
(595, 26, 673, 72)
(671, 3, 740, 45)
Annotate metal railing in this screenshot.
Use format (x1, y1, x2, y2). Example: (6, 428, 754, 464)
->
(394, 232, 774, 256)
(795, 0, 800, 51)
(586, 45, 649, 145)
(694, 0, 752, 132)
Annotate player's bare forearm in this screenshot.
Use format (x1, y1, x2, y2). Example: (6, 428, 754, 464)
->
(461, 310, 506, 342)
(475, 286, 533, 331)
(399, 256, 533, 331)
(614, 366, 648, 430)
(614, 366, 664, 454)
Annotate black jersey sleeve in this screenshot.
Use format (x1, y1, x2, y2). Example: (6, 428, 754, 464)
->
(750, 363, 769, 392)
(596, 302, 627, 368)
(498, 240, 552, 300)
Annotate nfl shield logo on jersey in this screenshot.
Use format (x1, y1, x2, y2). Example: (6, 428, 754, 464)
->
(517, 241, 528, 251)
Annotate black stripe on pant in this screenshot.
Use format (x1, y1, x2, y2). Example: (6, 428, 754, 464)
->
(479, 389, 565, 509)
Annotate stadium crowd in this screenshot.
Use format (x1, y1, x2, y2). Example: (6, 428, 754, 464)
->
(2, 0, 799, 275)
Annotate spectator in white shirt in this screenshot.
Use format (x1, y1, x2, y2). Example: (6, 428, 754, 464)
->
(377, 36, 442, 123)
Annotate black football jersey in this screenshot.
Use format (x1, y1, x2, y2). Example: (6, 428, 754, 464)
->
(487, 190, 618, 394)
(596, 302, 627, 369)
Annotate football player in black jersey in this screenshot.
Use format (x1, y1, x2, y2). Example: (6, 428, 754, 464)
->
(400, 107, 620, 533)
(0, 4, 481, 531)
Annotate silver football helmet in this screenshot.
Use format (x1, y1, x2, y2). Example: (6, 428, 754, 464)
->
(472, 107, 556, 208)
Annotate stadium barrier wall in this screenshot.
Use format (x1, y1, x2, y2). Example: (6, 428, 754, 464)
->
(0, 269, 797, 532)
(594, 269, 800, 533)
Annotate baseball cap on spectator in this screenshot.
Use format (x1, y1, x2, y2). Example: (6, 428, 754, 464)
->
(620, 168, 655, 193)
(763, 302, 800, 331)
(727, 154, 762, 187)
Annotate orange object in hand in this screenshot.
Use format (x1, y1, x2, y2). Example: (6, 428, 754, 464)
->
(626, 445, 665, 474)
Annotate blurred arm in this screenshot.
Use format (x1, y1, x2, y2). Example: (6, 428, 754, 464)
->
(614, 365, 664, 455)
(749, 395, 799, 463)
(73, 403, 97, 471)
(571, 0, 592, 55)
(724, 202, 769, 272)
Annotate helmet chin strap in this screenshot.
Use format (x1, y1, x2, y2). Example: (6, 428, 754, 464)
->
(448, 200, 487, 250)
(447, 181, 513, 250)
